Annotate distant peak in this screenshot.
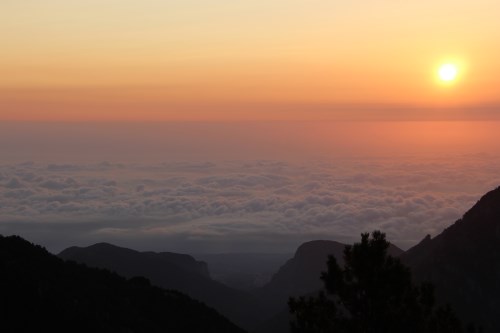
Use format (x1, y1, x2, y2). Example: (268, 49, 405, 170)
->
(58, 242, 136, 257)
(462, 186, 500, 221)
(476, 185, 500, 204)
(88, 242, 119, 248)
(294, 240, 346, 258)
(296, 240, 345, 250)
(416, 234, 432, 247)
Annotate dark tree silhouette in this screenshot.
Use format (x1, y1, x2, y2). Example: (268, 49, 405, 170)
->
(289, 231, 481, 333)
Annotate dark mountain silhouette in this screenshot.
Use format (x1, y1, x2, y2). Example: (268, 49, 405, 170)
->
(403, 186, 500, 332)
(61, 242, 210, 278)
(261, 241, 345, 301)
(0, 235, 245, 333)
(253, 240, 403, 333)
(257, 240, 403, 313)
(59, 243, 269, 331)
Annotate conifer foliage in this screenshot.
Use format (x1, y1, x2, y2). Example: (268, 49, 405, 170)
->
(289, 231, 480, 333)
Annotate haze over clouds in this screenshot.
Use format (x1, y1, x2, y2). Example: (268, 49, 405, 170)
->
(1, 121, 500, 253)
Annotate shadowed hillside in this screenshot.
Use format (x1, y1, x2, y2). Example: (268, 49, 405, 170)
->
(254, 240, 403, 333)
(257, 240, 403, 313)
(403, 186, 500, 332)
(0, 235, 245, 333)
(59, 243, 269, 331)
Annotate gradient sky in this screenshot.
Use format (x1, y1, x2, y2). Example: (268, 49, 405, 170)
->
(2, 0, 500, 121)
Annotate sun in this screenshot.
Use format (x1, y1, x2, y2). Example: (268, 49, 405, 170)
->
(438, 64, 458, 82)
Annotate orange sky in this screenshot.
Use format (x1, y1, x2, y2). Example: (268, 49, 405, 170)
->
(2, 0, 500, 121)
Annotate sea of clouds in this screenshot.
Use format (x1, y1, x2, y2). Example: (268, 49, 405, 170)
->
(1, 155, 499, 253)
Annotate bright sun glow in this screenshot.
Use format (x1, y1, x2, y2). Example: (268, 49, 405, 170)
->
(438, 64, 458, 82)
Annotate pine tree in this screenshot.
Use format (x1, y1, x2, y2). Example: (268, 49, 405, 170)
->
(289, 231, 479, 333)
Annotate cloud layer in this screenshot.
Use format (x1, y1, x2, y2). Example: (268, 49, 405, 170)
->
(1, 156, 499, 253)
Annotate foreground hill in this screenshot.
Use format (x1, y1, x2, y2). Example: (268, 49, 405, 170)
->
(59, 243, 269, 331)
(403, 186, 500, 332)
(0, 235, 245, 333)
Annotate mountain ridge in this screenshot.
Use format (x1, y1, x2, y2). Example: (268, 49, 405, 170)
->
(403, 186, 500, 332)
(59, 242, 270, 331)
(0, 234, 245, 333)
(61, 242, 210, 278)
